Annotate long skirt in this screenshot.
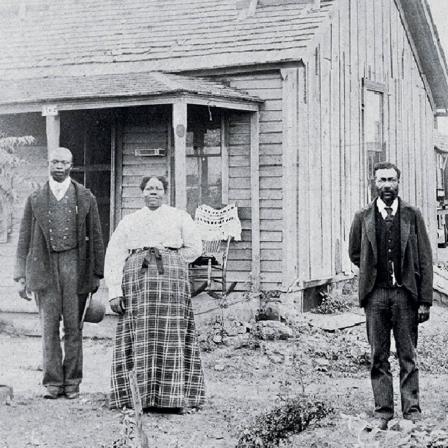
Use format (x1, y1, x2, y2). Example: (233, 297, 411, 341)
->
(109, 248, 205, 410)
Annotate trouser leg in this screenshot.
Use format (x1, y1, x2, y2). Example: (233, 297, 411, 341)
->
(391, 288, 420, 417)
(58, 249, 83, 392)
(365, 288, 394, 420)
(38, 284, 63, 390)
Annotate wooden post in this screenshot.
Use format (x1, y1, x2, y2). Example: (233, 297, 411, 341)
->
(128, 370, 149, 448)
(281, 68, 299, 289)
(43, 105, 60, 157)
(250, 111, 261, 291)
(172, 100, 187, 210)
(221, 115, 229, 205)
(297, 64, 310, 283)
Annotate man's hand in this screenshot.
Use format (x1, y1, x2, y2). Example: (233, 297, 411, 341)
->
(109, 297, 125, 315)
(16, 277, 31, 301)
(418, 304, 430, 323)
(92, 276, 101, 293)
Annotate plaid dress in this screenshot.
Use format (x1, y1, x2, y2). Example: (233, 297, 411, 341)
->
(110, 248, 205, 409)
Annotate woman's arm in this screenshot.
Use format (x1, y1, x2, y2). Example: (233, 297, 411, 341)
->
(179, 211, 203, 263)
(104, 217, 129, 299)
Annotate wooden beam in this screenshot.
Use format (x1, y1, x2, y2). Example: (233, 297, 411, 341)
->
(221, 115, 229, 204)
(250, 111, 261, 291)
(0, 94, 261, 115)
(280, 68, 299, 288)
(172, 100, 188, 210)
(114, 118, 124, 228)
(43, 108, 60, 156)
(110, 120, 117, 236)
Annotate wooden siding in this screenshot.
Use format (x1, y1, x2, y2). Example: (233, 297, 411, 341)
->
(297, 0, 437, 283)
(221, 72, 283, 290)
(119, 107, 171, 217)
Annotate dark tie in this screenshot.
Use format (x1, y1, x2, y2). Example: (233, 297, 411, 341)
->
(385, 207, 393, 221)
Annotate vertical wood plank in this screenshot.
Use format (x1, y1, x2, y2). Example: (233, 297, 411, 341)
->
(221, 115, 229, 205)
(308, 50, 324, 279)
(45, 114, 60, 156)
(374, 0, 383, 81)
(343, 6, 354, 272)
(297, 63, 310, 282)
(114, 119, 124, 226)
(110, 120, 116, 236)
(320, 25, 333, 276)
(281, 67, 298, 287)
(172, 100, 187, 210)
(250, 111, 261, 290)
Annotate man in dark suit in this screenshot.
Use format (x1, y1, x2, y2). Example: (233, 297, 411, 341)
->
(349, 161, 432, 430)
(14, 147, 104, 399)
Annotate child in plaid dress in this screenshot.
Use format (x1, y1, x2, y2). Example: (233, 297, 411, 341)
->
(105, 176, 205, 411)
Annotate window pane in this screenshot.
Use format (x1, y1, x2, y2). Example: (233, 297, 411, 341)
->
(186, 156, 222, 216)
(186, 129, 221, 156)
(364, 90, 385, 199)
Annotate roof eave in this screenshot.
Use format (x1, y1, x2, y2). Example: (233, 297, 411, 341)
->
(397, 0, 448, 113)
(0, 91, 262, 115)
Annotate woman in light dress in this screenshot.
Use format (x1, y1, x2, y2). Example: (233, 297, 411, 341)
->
(105, 175, 205, 412)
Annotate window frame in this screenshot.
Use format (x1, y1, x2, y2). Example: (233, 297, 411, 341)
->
(362, 79, 387, 202)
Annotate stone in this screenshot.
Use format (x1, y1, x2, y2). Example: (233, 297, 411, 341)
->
(254, 321, 293, 340)
(225, 326, 239, 337)
(0, 385, 13, 405)
(212, 334, 223, 344)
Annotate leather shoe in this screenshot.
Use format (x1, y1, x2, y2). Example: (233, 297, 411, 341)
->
(43, 388, 63, 399)
(65, 391, 79, 399)
(403, 412, 422, 423)
(374, 418, 389, 430)
(365, 418, 389, 431)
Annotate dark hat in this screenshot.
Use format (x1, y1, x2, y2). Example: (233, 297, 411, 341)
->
(80, 293, 106, 328)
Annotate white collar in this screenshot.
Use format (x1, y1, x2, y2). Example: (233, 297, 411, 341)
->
(376, 197, 398, 219)
(142, 203, 166, 214)
(49, 176, 71, 200)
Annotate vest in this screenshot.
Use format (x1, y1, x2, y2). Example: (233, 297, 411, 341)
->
(375, 205, 402, 288)
(48, 183, 78, 252)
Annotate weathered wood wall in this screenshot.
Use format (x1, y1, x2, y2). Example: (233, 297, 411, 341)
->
(118, 107, 171, 220)
(294, 0, 437, 284)
(223, 72, 283, 290)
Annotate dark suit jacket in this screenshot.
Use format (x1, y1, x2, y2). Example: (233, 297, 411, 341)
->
(349, 198, 433, 308)
(14, 180, 105, 295)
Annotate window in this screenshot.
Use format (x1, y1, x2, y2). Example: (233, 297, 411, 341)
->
(363, 84, 385, 200)
(186, 108, 224, 216)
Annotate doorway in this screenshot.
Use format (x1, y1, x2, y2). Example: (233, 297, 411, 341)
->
(60, 110, 112, 245)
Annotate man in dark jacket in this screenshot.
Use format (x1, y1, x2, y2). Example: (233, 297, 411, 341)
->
(14, 147, 104, 399)
(349, 161, 432, 430)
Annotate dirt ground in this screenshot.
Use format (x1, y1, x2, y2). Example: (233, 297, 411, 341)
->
(2, 299, 448, 448)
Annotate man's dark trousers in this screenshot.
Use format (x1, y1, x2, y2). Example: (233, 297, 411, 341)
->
(38, 248, 82, 393)
(365, 287, 420, 420)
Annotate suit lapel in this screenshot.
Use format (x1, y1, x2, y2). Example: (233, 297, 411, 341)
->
(363, 201, 377, 262)
(30, 183, 50, 241)
(72, 180, 91, 233)
(400, 199, 411, 270)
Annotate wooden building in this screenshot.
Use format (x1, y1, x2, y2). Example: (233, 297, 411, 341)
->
(0, 0, 447, 311)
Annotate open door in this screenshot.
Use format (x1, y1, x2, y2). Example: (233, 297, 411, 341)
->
(60, 110, 112, 246)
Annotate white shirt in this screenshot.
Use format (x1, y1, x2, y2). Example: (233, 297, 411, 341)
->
(376, 197, 398, 219)
(104, 204, 203, 299)
(49, 176, 71, 201)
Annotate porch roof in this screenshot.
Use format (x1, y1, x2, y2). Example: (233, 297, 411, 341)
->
(0, 72, 263, 114)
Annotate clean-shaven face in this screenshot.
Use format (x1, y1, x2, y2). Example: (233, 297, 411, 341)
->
(49, 147, 73, 183)
(142, 177, 165, 210)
